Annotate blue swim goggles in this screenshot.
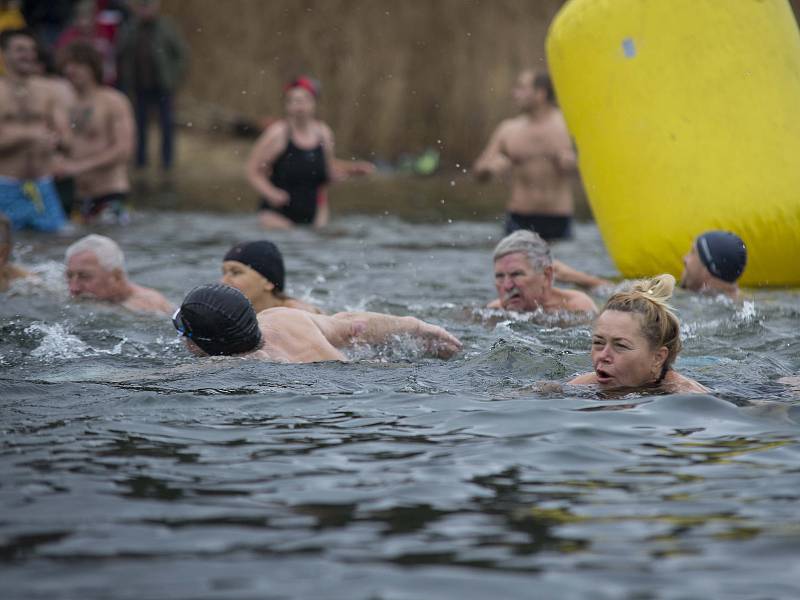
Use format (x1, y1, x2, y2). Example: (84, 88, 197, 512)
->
(172, 308, 212, 341)
(172, 308, 192, 337)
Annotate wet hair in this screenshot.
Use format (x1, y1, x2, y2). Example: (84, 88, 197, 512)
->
(59, 41, 103, 84)
(223, 240, 285, 292)
(492, 230, 552, 271)
(65, 234, 126, 272)
(601, 274, 683, 373)
(533, 70, 556, 104)
(173, 284, 262, 356)
(284, 75, 321, 98)
(695, 231, 747, 283)
(0, 27, 36, 51)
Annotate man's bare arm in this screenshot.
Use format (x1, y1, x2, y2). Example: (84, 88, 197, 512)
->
(0, 121, 53, 154)
(473, 123, 512, 181)
(312, 311, 462, 358)
(553, 260, 611, 291)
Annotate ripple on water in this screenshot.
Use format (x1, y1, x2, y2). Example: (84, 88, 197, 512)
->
(1, 214, 799, 599)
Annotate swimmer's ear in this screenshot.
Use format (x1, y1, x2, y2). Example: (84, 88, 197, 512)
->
(544, 265, 555, 285)
(111, 267, 125, 283)
(652, 345, 669, 374)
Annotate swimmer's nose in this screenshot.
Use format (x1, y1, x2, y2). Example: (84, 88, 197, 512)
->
(595, 344, 612, 362)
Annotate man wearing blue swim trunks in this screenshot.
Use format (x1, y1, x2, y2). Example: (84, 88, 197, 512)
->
(0, 28, 67, 232)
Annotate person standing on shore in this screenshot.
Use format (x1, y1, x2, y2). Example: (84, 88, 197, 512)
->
(115, 0, 188, 176)
(55, 42, 135, 224)
(0, 27, 67, 232)
(474, 69, 577, 241)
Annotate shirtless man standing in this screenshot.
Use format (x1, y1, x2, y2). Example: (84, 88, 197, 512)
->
(0, 28, 67, 232)
(65, 234, 173, 315)
(56, 42, 135, 224)
(474, 70, 576, 241)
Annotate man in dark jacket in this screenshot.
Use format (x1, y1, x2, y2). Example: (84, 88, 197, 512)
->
(116, 0, 187, 173)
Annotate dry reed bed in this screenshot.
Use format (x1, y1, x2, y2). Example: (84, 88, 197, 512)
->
(162, 0, 564, 164)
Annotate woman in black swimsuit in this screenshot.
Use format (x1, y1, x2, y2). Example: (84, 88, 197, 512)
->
(245, 77, 335, 229)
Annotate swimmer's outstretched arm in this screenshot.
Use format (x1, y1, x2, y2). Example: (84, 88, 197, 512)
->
(312, 312, 462, 359)
(553, 260, 612, 291)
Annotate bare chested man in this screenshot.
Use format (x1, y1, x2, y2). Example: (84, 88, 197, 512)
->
(488, 230, 597, 314)
(65, 234, 173, 315)
(56, 42, 135, 224)
(474, 70, 576, 241)
(0, 28, 67, 231)
(173, 284, 462, 363)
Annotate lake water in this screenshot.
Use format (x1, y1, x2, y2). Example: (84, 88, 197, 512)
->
(2, 212, 800, 599)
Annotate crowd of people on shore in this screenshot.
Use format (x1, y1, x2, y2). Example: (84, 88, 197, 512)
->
(1, 3, 782, 397)
(0, 0, 186, 228)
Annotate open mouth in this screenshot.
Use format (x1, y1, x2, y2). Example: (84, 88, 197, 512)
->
(595, 367, 614, 384)
(503, 289, 522, 304)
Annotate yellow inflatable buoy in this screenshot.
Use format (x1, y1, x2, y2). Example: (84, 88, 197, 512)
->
(546, 0, 800, 287)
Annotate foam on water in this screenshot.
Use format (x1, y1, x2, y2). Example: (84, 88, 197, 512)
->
(1, 213, 799, 600)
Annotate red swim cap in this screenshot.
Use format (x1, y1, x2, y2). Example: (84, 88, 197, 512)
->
(283, 76, 320, 98)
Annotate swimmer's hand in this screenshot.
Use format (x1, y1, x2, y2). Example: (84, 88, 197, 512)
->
(536, 381, 565, 394)
(416, 321, 462, 359)
(264, 188, 290, 207)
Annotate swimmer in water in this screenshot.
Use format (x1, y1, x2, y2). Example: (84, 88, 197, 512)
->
(488, 230, 598, 314)
(173, 284, 462, 363)
(569, 274, 708, 394)
(221, 240, 321, 314)
(680, 230, 747, 300)
(0, 213, 31, 291)
(65, 234, 173, 315)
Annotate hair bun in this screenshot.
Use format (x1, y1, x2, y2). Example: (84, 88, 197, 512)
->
(631, 274, 676, 305)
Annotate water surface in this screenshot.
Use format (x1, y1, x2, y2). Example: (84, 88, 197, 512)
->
(2, 213, 799, 599)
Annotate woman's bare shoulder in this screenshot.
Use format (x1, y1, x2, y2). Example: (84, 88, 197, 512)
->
(568, 372, 597, 385)
(284, 297, 324, 314)
(663, 371, 709, 394)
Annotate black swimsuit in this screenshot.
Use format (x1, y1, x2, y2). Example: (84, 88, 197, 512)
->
(259, 129, 329, 225)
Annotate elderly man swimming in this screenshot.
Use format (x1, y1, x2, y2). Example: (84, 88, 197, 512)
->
(65, 234, 173, 315)
(488, 230, 597, 314)
(173, 284, 462, 363)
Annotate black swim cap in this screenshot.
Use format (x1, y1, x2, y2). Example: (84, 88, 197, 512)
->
(223, 241, 285, 291)
(173, 284, 262, 356)
(696, 231, 747, 283)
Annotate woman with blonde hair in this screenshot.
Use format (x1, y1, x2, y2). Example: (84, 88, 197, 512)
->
(570, 274, 707, 394)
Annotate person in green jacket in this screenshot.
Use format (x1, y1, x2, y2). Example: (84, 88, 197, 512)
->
(115, 0, 188, 173)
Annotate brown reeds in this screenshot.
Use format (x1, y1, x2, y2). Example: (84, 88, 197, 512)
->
(162, 0, 564, 165)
